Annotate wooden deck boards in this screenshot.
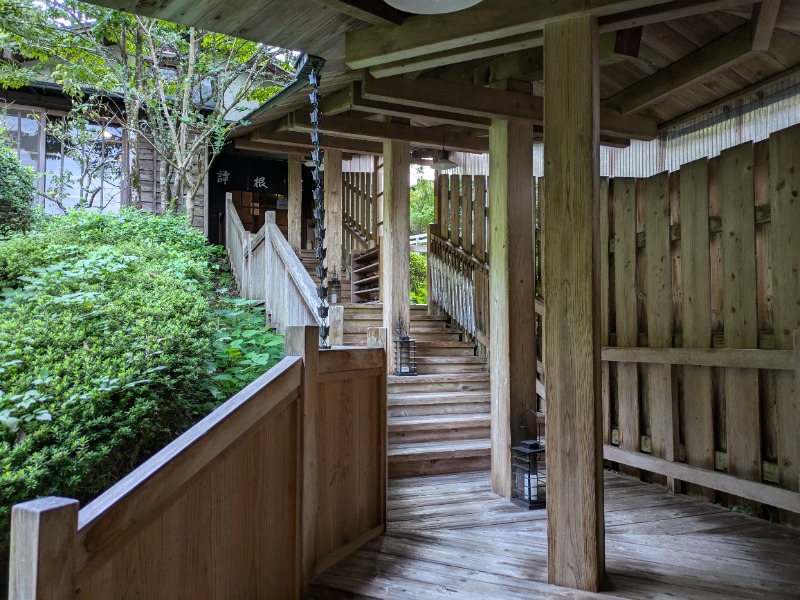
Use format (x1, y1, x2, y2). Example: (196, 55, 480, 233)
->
(311, 471, 800, 600)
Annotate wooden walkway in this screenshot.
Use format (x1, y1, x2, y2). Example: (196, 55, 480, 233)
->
(310, 471, 800, 599)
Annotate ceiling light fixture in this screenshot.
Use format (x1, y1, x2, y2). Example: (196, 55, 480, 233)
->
(430, 125, 458, 170)
(385, 0, 483, 14)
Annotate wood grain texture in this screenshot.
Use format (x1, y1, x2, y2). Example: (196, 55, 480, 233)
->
(769, 125, 800, 494)
(644, 172, 678, 491)
(9, 497, 78, 600)
(381, 140, 411, 371)
(488, 115, 535, 499)
(720, 142, 761, 483)
(601, 178, 612, 445)
(473, 175, 487, 263)
(613, 178, 641, 462)
(325, 149, 344, 280)
(543, 14, 604, 592)
(449, 174, 460, 245)
(679, 158, 715, 499)
(286, 326, 320, 593)
(461, 175, 473, 255)
(288, 153, 303, 253)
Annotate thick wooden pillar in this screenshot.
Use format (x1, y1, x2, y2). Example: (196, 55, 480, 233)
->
(488, 118, 536, 499)
(287, 153, 303, 253)
(543, 14, 605, 591)
(382, 140, 411, 372)
(324, 149, 343, 279)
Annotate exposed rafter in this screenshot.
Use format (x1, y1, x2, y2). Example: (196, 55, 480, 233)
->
(308, 0, 408, 26)
(345, 0, 758, 71)
(320, 81, 492, 128)
(247, 129, 383, 155)
(604, 2, 782, 115)
(360, 74, 658, 140)
(267, 112, 490, 153)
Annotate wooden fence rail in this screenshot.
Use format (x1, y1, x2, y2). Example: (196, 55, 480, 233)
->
(8, 327, 387, 600)
(225, 194, 343, 346)
(431, 124, 800, 519)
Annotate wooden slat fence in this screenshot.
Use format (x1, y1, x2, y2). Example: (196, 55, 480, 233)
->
(342, 172, 377, 259)
(225, 194, 343, 345)
(599, 124, 800, 518)
(8, 327, 387, 600)
(432, 125, 800, 517)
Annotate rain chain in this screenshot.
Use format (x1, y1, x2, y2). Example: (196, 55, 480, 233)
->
(309, 67, 331, 348)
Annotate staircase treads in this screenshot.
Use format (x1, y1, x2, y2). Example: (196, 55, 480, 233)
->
(388, 373, 489, 385)
(415, 356, 486, 364)
(389, 414, 490, 431)
(388, 391, 490, 405)
(389, 439, 491, 460)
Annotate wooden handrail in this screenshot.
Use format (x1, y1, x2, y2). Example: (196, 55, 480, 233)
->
(267, 217, 325, 324)
(74, 358, 303, 577)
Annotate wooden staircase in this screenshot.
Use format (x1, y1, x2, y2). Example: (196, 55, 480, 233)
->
(342, 304, 491, 478)
(298, 249, 352, 302)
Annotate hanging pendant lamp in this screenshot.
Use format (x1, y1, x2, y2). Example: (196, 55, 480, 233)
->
(431, 125, 458, 170)
(385, 0, 483, 14)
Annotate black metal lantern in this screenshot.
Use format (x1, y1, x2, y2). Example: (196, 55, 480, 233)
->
(512, 410, 546, 509)
(328, 277, 341, 304)
(394, 336, 417, 376)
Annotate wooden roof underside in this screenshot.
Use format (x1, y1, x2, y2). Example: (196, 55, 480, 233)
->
(87, 0, 800, 155)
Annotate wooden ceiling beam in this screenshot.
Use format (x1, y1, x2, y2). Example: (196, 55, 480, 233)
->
(368, 31, 543, 78)
(751, 0, 781, 50)
(605, 3, 780, 115)
(248, 129, 383, 155)
(308, 0, 408, 26)
(320, 81, 492, 128)
(432, 29, 640, 87)
(272, 111, 490, 153)
(345, 0, 756, 70)
(360, 74, 658, 140)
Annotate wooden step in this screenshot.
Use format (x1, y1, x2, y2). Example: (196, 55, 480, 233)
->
(388, 439, 491, 478)
(388, 391, 490, 417)
(388, 373, 489, 393)
(344, 321, 448, 334)
(414, 341, 476, 356)
(415, 356, 487, 375)
(389, 414, 490, 444)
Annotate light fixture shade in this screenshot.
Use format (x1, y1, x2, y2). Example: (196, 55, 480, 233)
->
(431, 156, 458, 170)
(385, 0, 483, 14)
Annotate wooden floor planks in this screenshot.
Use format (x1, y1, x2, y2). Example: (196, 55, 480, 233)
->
(310, 471, 800, 600)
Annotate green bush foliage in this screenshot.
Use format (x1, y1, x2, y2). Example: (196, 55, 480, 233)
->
(410, 175, 434, 236)
(410, 252, 427, 305)
(0, 138, 37, 238)
(0, 209, 283, 585)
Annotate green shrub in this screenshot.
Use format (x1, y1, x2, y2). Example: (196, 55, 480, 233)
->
(0, 209, 283, 588)
(410, 252, 427, 305)
(0, 139, 37, 238)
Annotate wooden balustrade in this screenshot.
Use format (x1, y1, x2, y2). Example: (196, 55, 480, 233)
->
(8, 327, 388, 599)
(225, 196, 343, 345)
(428, 232, 489, 347)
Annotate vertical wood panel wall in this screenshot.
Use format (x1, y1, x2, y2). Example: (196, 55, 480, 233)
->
(601, 124, 800, 520)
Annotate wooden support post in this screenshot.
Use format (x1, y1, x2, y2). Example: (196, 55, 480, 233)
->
(325, 149, 344, 280)
(543, 14, 605, 592)
(488, 114, 536, 499)
(9, 496, 78, 600)
(285, 326, 320, 594)
(367, 327, 388, 350)
(288, 153, 303, 253)
(382, 140, 411, 372)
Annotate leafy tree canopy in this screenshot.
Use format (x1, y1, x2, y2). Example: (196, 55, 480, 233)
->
(410, 170, 434, 236)
(0, 0, 294, 211)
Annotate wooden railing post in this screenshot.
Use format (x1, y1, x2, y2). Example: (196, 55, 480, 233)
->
(367, 327, 387, 350)
(330, 305, 344, 347)
(285, 326, 319, 595)
(9, 497, 78, 600)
